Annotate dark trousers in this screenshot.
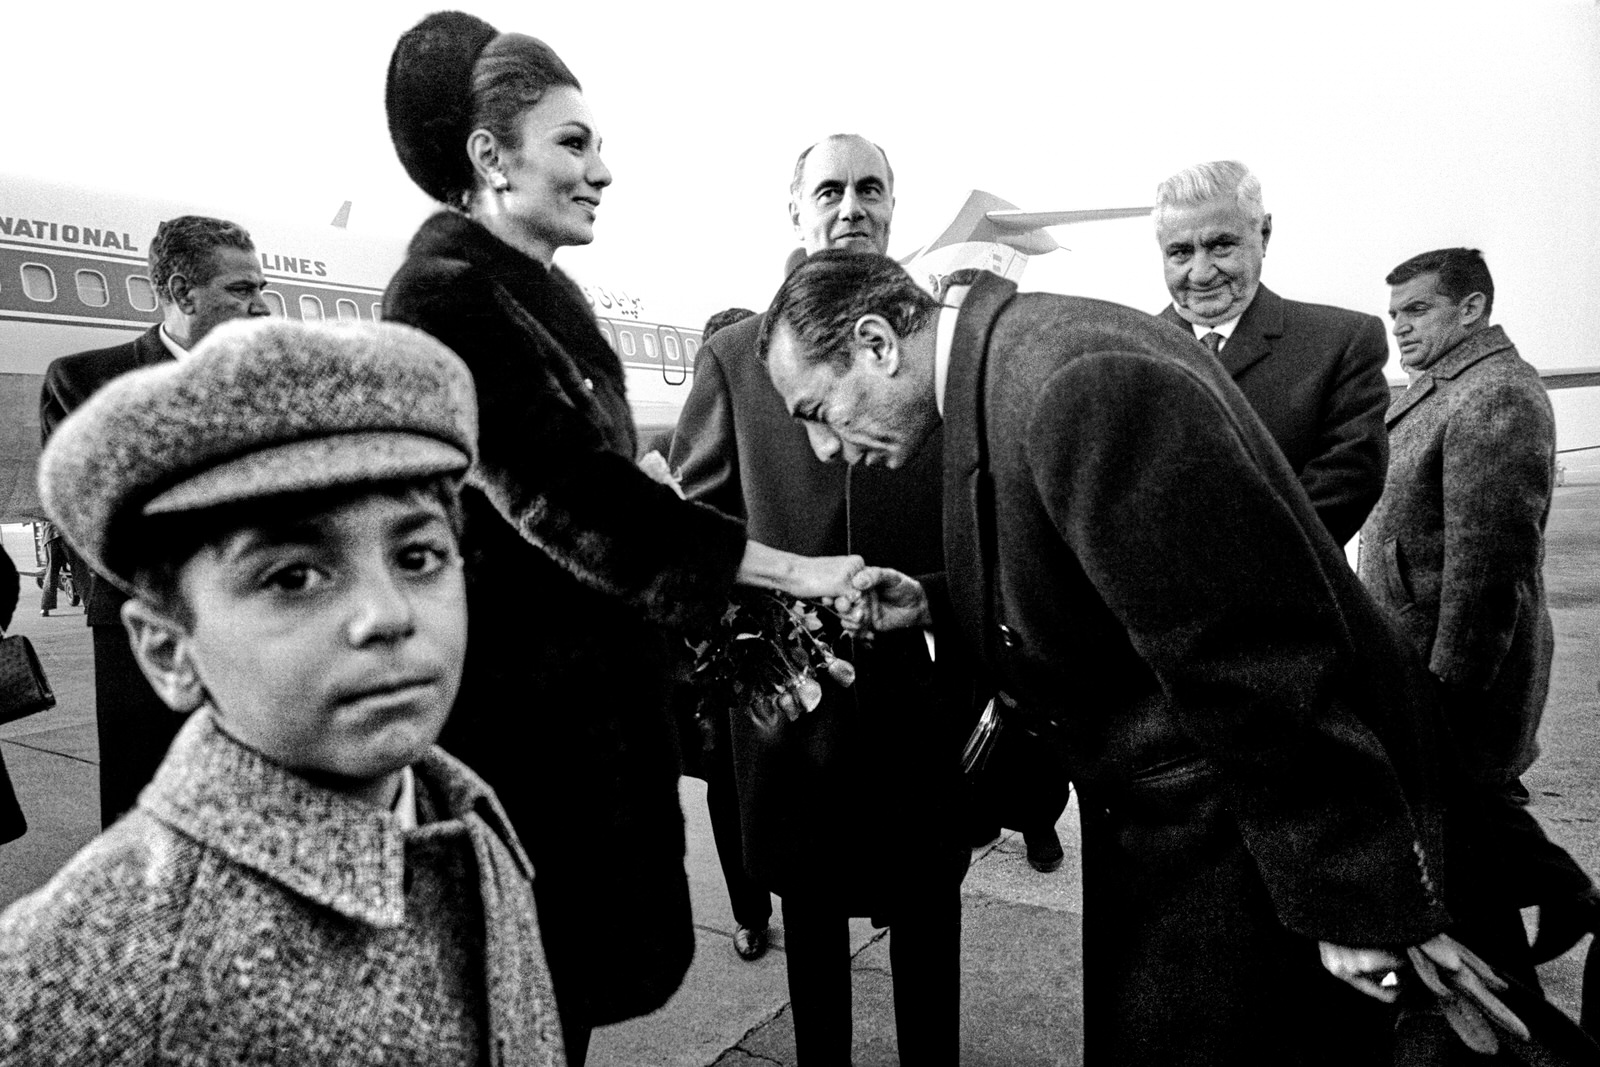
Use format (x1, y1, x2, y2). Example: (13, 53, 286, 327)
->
(707, 750, 772, 929)
(93, 625, 183, 827)
(780, 885, 961, 1066)
(39, 541, 67, 611)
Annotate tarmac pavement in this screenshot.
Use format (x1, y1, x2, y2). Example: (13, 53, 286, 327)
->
(1, 476, 1596, 1064)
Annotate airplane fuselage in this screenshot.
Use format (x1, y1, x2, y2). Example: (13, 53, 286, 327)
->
(0, 176, 702, 521)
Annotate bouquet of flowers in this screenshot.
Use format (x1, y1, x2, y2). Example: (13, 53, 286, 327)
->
(637, 451, 857, 745)
(686, 588, 857, 739)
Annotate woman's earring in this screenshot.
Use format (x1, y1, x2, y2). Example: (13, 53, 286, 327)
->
(489, 171, 510, 193)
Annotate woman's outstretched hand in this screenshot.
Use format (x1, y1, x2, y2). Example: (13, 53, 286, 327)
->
(736, 540, 868, 603)
(783, 553, 868, 602)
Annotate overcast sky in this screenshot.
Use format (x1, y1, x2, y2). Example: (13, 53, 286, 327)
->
(8, 0, 1598, 449)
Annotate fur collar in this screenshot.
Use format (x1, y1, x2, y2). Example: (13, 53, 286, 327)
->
(406, 211, 623, 386)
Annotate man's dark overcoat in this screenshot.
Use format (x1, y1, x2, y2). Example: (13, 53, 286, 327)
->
(1360, 325, 1556, 787)
(1160, 284, 1391, 544)
(39, 325, 180, 827)
(671, 308, 970, 1062)
(384, 212, 747, 1044)
(670, 312, 969, 911)
(942, 274, 1450, 1064)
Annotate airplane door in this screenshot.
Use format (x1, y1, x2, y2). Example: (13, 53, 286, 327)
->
(660, 327, 687, 386)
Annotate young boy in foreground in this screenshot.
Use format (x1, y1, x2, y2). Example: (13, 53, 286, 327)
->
(0, 318, 564, 1065)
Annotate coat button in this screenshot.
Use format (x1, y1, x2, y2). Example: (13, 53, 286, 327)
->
(583, 377, 595, 390)
(998, 624, 1018, 649)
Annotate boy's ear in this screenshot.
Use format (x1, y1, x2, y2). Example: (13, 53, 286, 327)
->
(121, 600, 206, 714)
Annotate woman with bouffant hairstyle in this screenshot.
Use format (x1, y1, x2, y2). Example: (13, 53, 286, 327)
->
(383, 13, 864, 1062)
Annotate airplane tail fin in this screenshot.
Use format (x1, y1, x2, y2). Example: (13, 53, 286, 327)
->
(924, 190, 1061, 257)
(902, 191, 1152, 294)
(330, 201, 352, 229)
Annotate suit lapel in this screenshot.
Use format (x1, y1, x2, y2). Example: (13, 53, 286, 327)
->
(944, 272, 1017, 667)
(1386, 377, 1435, 427)
(1214, 285, 1282, 379)
(134, 324, 174, 367)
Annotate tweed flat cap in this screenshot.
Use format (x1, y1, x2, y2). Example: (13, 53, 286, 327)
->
(387, 11, 499, 205)
(38, 318, 478, 593)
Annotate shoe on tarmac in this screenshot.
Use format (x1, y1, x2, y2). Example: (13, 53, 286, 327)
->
(1026, 829, 1065, 873)
(733, 924, 769, 961)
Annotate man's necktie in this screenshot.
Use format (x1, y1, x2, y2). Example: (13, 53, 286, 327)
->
(1201, 331, 1224, 356)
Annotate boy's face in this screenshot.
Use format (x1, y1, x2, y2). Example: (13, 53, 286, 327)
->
(144, 489, 466, 806)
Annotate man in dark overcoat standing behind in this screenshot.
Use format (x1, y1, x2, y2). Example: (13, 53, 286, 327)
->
(39, 215, 269, 826)
(671, 134, 968, 1065)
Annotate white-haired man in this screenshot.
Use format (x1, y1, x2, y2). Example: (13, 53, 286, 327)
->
(1154, 160, 1390, 546)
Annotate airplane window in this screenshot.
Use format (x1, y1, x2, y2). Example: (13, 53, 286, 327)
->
(371, 303, 383, 321)
(683, 337, 700, 361)
(126, 274, 158, 312)
(662, 334, 681, 363)
(335, 299, 359, 322)
(262, 290, 287, 317)
(20, 264, 57, 302)
(597, 322, 616, 350)
(299, 295, 325, 321)
(618, 329, 636, 357)
(75, 270, 110, 308)
(642, 332, 658, 360)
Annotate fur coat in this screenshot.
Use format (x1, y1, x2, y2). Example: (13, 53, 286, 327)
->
(384, 212, 745, 1033)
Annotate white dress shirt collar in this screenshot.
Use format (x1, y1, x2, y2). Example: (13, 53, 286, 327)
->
(158, 324, 194, 362)
(933, 285, 972, 417)
(1190, 315, 1242, 345)
(392, 764, 418, 830)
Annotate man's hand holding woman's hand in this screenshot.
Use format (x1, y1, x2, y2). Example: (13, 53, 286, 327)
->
(832, 566, 932, 635)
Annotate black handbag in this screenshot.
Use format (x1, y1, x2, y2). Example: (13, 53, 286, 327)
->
(0, 632, 55, 725)
(961, 690, 1073, 829)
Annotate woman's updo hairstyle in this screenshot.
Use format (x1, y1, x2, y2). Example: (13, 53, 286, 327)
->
(388, 12, 581, 210)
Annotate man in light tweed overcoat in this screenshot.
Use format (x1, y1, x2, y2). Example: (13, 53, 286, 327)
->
(1362, 247, 1556, 789)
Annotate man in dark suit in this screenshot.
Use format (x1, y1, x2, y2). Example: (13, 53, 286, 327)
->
(40, 215, 269, 827)
(1154, 160, 1390, 546)
(758, 251, 1526, 1064)
(670, 134, 968, 1065)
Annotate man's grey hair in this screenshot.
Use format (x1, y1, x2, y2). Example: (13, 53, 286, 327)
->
(789, 134, 895, 201)
(1153, 160, 1265, 227)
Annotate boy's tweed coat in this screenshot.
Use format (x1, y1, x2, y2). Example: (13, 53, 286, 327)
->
(384, 212, 747, 1036)
(1360, 325, 1557, 785)
(0, 710, 564, 1066)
